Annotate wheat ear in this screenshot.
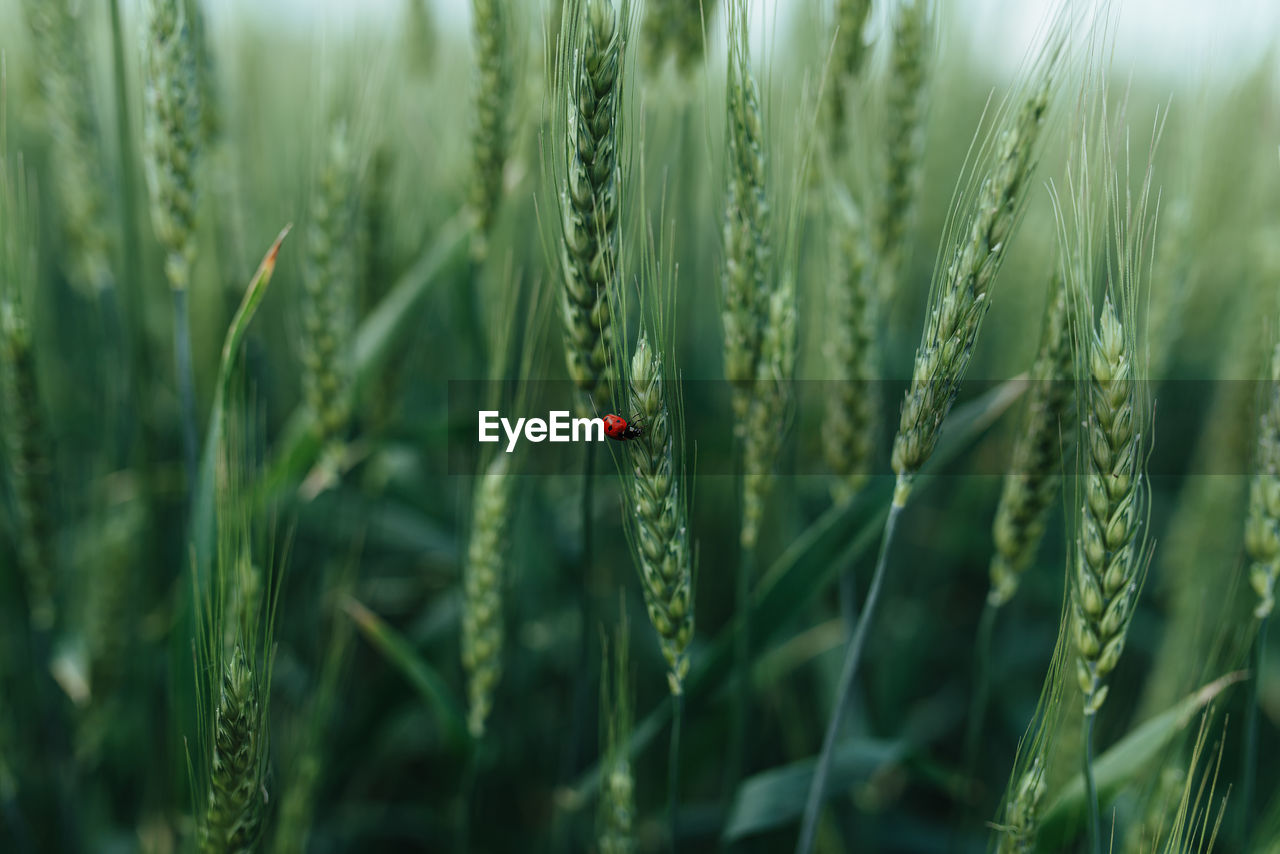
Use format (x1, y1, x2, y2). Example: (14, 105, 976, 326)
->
(742, 275, 798, 550)
(989, 270, 1074, 606)
(800, 28, 1065, 853)
(560, 0, 624, 407)
(823, 0, 872, 158)
(892, 77, 1053, 504)
(995, 758, 1048, 854)
(722, 4, 771, 425)
(822, 209, 879, 502)
(200, 644, 268, 853)
(143, 0, 201, 293)
(19, 0, 114, 296)
(301, 123, 358, 448)
(1, 299, 55, 632)
(469, 0, 511, 261)
(0, 159, 56, 632)
(1070, 293, 1149, 716)
(626, 335, 694, 694)
(461, 454, 513, 737)
(1245, 339, 1280, 618)
(143, 0, 202, 483)
(874, 0, 929, 300)
(197, 431, 276, 854)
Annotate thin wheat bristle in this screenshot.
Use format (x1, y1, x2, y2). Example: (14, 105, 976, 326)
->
(1124, 763, 1188, 853)
(302, 123, 358, 446)
(743, 276, 797, 550)
(891, 79, 1052, 504)
(201, 645, 268, 854)
(1245, 338, 1280, 618)
(560, 0, 623, 407)
(461, 454, 513, 737)
(469, 0, 511, 261)
(722, 7, 771, 425)
(627, 335, 694, 694)
(874, 0, 929, 298)
(143, 0, 202, 292)
(823, 210, 879, 503)
(989, 270, 1074, 607)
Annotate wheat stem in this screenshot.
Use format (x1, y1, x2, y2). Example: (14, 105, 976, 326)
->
(564, 441, 598, 782)
(727, 500, 754, 796)
(1243, 618, 1268, 839)
(173, 289, 198, 488)
(1083, 712, 1101, 854)
(963, 599, 997, 779)
(796, 497, 903, 854)
(600, 624, 635, 854)
(667, 691, 684, 853)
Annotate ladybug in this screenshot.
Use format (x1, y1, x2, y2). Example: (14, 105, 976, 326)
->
(602, 414, 644, 441)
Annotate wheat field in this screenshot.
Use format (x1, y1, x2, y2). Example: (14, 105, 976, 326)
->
(1, 0, 1279, 852)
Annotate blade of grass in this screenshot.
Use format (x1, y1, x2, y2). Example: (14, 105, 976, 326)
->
(723, 738, 906, 841)
(343, 597, 472, 751)
(190, 225, 291, 575)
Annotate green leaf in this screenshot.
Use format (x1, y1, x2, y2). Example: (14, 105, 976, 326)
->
(568, 378, 1024, 799)
(190, 225, 292, 576)
(723, 739, 905, 841)
(298, 490, 456, 558)
(1034, 672, 1245, 851)
(343, 597, 472, 751)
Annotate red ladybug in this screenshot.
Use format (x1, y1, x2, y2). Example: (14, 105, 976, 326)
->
(602, 414, 644, 441)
